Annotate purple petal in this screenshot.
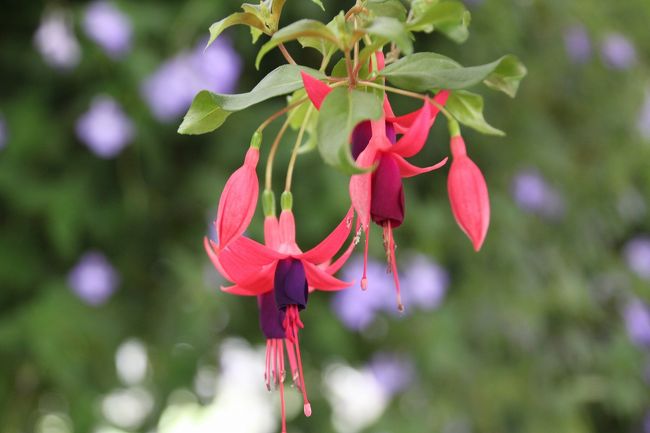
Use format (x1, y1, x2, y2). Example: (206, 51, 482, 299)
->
(258, 292, 286, 339)
(274, 259, 308, 311)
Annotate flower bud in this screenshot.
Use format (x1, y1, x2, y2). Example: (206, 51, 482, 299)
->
(447, 136, 490, 251)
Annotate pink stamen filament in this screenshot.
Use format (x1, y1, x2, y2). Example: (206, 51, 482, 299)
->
(283, 305, 312, 417)
(384, 221, 404, 312)
(361, 224, 370, 290)
(277, 340, 287, 433)
(286, 339, 300, 385)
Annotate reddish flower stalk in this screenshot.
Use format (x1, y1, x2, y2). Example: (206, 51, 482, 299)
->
(447, 134, 490, 251)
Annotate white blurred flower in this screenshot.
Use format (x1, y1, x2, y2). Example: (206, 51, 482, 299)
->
(101, 387, 154, 430)
(34, 10, 81, 70)
(323, 363, 389, 433)
(158, 338, 279, 433)
(116, 339, 148, 385)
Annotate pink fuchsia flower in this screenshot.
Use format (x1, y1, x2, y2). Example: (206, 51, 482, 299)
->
(204, 206, 356, 429)
(213, 141, 261, 251)
(302, 66, 448, 311)
(447, 135, 490, 251)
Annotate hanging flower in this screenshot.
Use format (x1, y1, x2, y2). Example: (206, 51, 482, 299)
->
(302, 62, 448, 311)
(205, 205, 356, 430)
(213, 135, 261, 250)
(447, 134, 490, 251)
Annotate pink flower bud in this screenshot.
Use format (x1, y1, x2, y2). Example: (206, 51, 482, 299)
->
(215, 147, 259, 249)
(447, 136, 490, 251)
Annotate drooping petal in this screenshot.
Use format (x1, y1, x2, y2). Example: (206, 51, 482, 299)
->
(390, 101, 432, 158)
(258, 292, 286, 339)
(204, 238, 233, 282)
(215, 147, 260, 250)
(230, 236, 286, 264)
(324, 222, 359, 275)
(221, 284, 260, 296)
(299, 207, 354, 264)
(447, 135, 490, 251)
(390, 90, 449, 134)
(301, 71, 332, 110)
(303, 260, 352, 291)
(349, 145, 378, 230)
(393, 154, 448, 178)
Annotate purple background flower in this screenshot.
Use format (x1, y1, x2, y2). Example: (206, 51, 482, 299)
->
(0, 114, 7, 150)
(623, 237, 650, 281)
(369, 352, 415, 396)
(332, 254, 448, 331)
(512, 169, 564, 219)
(601, 33, 637, 70)
(34, 10, 81, 70)
(638, 90, 650, 140)
(623, 299, 650, 347)
(83, 1, 132, 58)
(564, 25, 591, 63)
(141, 38, 242, 121)
(68, 251, 119, 306)
(76, 95, 135, 158)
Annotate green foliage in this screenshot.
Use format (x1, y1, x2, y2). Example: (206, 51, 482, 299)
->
(380, 53, 527, 94)
(178, 65, 324, 134)
(316, 87, 383, 174)
(446, 90, 504, 136)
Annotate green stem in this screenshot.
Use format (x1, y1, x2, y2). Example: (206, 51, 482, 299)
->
(358, 80, 455, 121)
(265, 117, 292, 191)
(284, 106, 314, 192)
(257, 96, 308, 133)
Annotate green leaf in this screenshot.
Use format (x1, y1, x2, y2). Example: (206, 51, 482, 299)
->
(366, 0, 408, 21)
(408, 1, 471, 43)
(256, 19, 338, 69)
(207, 12, 266, 47)
(317, 87, 383, 174)
(483, 55, 528, 98)
(309, 0, 325, 10)
(178, 65, 324, 135)
(380, 53, 526, 96)
(365, 17, 413, 55)
(446, 90, 505, 136)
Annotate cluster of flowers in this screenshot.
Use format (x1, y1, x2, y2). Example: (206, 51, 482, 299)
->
(202, 51, 491, 431)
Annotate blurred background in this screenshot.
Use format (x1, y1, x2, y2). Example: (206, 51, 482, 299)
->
(1, 0, 650, 432)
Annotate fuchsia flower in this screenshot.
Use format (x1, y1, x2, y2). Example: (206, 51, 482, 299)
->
(447, 135, 490, 251)
(214, 142, 260, 250)
(302, 62, 448, 310)
(205, 205, 356, 431)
